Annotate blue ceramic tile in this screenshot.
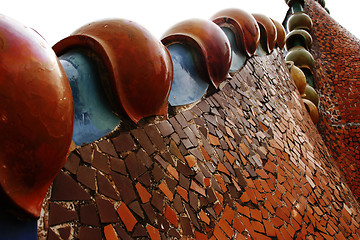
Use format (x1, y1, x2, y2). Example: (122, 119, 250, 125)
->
(221, 27, 247, 73)
(59, 50, 120, 145)
(167, 43, 209, 106)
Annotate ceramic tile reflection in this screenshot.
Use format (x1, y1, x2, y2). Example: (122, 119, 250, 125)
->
(59, 50, 120, 145)
(167, 43, 209, 106)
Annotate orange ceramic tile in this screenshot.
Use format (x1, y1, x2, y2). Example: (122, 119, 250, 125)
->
(250, 208, 262, 222)
(158, 181, 173, 201)
(177, 186, 188, 201)
(217, 162, 230, 175)
(200, 145, 211, 161)
(146, 224, 161, 240)
(263, 220, 276, 237)
(167, 165, 179, 180)
(195, 231, 209, 240)
(190, 180, 206, 197)
(214, 202, 223, 216)
(239, 143, 250, 156)
(214, 174, 228, 192)
(164, 205, 178, 227)
(199, 209, 210, 225)
(104, 224, 118, 240)
(224, 151, 235, 164)
(213, 224, 227, 240)
(219, 217, 234, 238)
(185, 155, 197, 168)
(223, 205, 235, 224)
(135, 182, 152, 203)
(117, 202, 137, 231)
(233, 216, 246, 234)
(208, 134, 220, 146)
(204, 178, 211, 187)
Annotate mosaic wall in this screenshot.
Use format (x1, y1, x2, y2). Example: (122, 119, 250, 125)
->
(304, 0, 360, 199)
(39, 49, 360, 239)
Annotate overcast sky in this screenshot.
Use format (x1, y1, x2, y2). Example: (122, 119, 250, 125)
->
(1, 0, 358, 46)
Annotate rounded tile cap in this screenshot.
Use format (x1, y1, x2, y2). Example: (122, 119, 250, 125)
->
(287, 61, 307, 95)
(0, 14, 74, 218)
(211, 8, 260, 56)
(303, 84, 319, 107)
(287, 12, 313, 32)
(285, 0, 304, 7)
(252, 13, 277, 53)
(285, 46, 314, 72)
(270, 18, 286, 49)
(54, 19, 173, 123)
(302, 98, 319, 124)
(285, 29, 313, 51)
(162, 18, 231, 88)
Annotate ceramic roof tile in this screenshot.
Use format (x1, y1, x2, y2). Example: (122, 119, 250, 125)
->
(34, 18, 360, 239)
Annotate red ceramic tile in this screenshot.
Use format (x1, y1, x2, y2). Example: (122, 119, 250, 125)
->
(135, 182, 152, 203)
(164, 205, 178, 227)
(167, 164, 179, 180)
(104, 225, 118, 240)
(158, 181, 173, 201)
(208, 134, 220, 146)
(117, 202, 137, 232)
(190, 180, 206, 197)
(199, 209, 210, 225)
(195, 231, 208, 240)
(213, 224, 228, 240)
(217, 162, 230, 175)
(224, 151, 235, 164)
(177, 186, 188, 201)
(185, 155, 197, 168)
(223, 205, 235, 224)
(219, 217, 234, 238)
(146, 225, 161, 240)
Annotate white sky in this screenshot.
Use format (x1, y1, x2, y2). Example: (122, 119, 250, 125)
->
(1, 0, 358, 46)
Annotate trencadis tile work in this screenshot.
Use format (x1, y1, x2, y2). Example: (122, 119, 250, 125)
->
(304, 0, 360, 200)
(39, 50, 360, 239)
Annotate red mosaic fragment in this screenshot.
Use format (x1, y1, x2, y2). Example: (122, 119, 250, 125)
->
(117, 202, 137, 231)
(135, 182, 152, 203)
(104, 224, 118, 240)
(159, 181, 174, 201)
(146, 224, 161, 240)
(164, 205, 179, 227)
(219, 217, 234, 238)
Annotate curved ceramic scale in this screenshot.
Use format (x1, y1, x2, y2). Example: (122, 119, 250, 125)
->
(211, 8, 260, 57)
(252, 14, 277, 55)
(271, 18, 286, 49)
(167, 43, 209, 106)
(0, 15, 74, 218)
(285, 29, 313, 51)
(54, 19, 173, 123)
(285, 46, 314, 72)
(59, 50, 121, 145)
(221, 27, 247, 73)
(162, 19, 231, 88)
(287, 12, 313, 32)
